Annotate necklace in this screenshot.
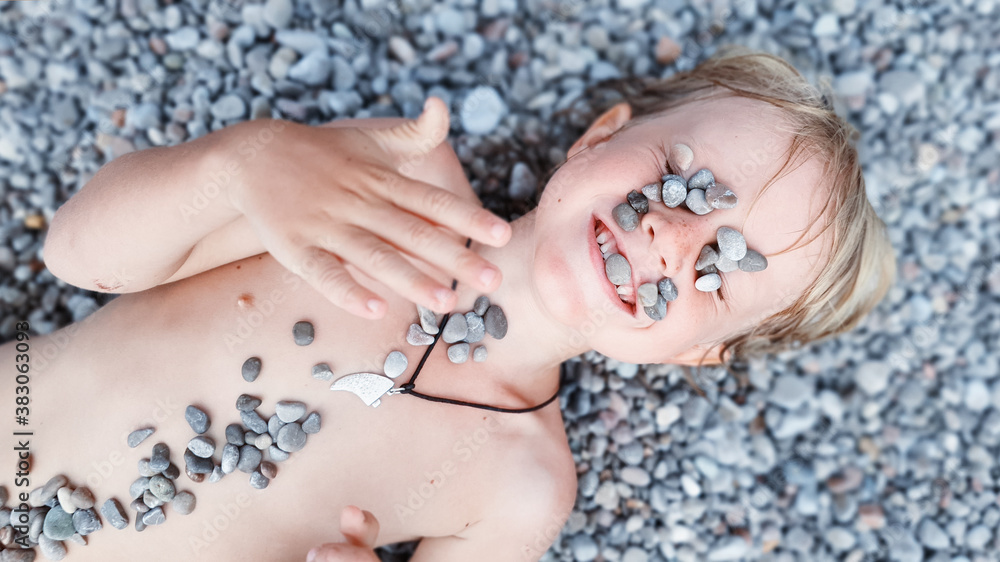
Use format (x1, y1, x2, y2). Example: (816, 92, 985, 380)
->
(330, 237, 562, 413)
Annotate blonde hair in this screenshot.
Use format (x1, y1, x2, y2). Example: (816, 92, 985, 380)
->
(545, 46, 897, 369)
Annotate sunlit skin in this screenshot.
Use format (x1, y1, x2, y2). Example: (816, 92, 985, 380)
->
(446, 95, 835, 407)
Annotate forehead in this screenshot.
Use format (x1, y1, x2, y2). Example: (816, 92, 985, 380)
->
(627, 96, 833, 316)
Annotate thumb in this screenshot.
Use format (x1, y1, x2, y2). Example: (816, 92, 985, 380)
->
(367, 96, 450, 159)
(339, 505, 380, 549)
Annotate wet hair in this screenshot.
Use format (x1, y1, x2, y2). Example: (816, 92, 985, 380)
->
(535, 46, 896, 373)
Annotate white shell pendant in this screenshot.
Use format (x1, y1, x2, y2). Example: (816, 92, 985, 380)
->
(330, 372, 395, 408)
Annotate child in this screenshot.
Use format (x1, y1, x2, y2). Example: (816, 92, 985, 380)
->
(0, 47, 894, 561)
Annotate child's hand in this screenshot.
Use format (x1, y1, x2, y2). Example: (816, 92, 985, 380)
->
(306, 505, 381, 562)
(231, 96, 511, 318)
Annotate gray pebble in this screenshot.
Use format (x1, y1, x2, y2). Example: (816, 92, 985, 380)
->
(695, 245, 718, 270)
(661, 175, 687, 207)
(141, 507, 165, 526)
(0, 485, 6, 505)
(208, 466, 224, 483)
(301, 412, 321, 434)
(71, 508, 101, 535)
(268, 415, 285, 439)
(30, 508, 46, 540)
(187, 436, 215, 458)
(695, 273, 722, 292)
(30, 475, 67, 507)
(442, 313, 468, 343)
(311, 362, 334, 381)
(185, 405, 210, 434)
(149, 443, 170, 473)
(225, 424, 245, 445)
(484, 305, 508, 339)
(263, 0, 293, 28)
(268, 445, 290, 462)
(612, 203, 639, 232)
(464, 312, 485, 343)
(245, 431, 258, 444)
(460, 86, 506, 135)
(39, 534, 66, 561)
(604, 254, 631, 286)
(43, 505, 75, 541)
(100, 499, 128, 530)
(406, 324, 434, 346)
(137, 458, 157, 477)
(254, 433, 273, 449)
(249, 471, 270, 490)
(135, 517, 146, 532)
(658, 278, 678, 301)
(275, 401, 306, 423)
(236, 394, 262, 412)
(237, 445, 263, 473)
(70, 487, 94, 510)
(627, 190, 648, 214)
(473, 296, 490, 316)
(448, 342, 470, 364)
(148, 476, 175, 502)
(383, 351, 408, 378)
(56, 487, 76, 514)
(172, 491, 196, 515)
(183, 449, 214, 474)
(716, 226, 747, 261)
(637, 283, 659, 308)
(210, 95, 246, 121)
(241, 410, 268, 434)
(715, 254, 739, 273)
(641, 183, 661, 202)
(142, 490, 163, 509)
(276, 423, 307, 453)
(688, 168, 715, 190)
(288, 49, 330, 86)
(221, 444, 239, 474)
(706, 182, 738, 209)
(293, 321, 314, 345)
(127, 428, 155, 448)
(685, 189, 713, 215)
(242, 357, 262, 382)
(164, 462, 181, 479)
(644, 294, 667, 321)
(129, 477, 150, 500)
(416, 304, 439, 335)
(473, 345, 487, 362)
(738, 249, 768, 272)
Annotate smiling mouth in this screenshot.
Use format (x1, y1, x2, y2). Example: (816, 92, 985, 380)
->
(594, 220, 635, 306)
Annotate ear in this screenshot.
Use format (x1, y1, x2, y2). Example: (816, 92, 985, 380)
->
(566, 102, 633, 159)
(667, 342, 726, 367)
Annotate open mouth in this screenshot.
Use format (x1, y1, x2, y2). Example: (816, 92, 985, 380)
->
(592, 217, 636, 315)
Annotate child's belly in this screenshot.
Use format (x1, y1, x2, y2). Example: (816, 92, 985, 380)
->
(0, 253, 524, 560)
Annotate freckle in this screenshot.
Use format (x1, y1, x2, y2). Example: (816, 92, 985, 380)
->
(237, 293, 254, 309)
(430, 480, 434, 484)
(557, 198, 562, 202)
(236, 265, 241, 269)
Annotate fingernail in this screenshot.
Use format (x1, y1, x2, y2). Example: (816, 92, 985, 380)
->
(434, 288, 452, 306)
(491, 222, 507, 241)
(366, 299, 381, 313)
(479, 267, 497, 287)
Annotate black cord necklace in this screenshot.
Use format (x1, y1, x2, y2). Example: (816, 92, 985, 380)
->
(392, 237, 562, 414)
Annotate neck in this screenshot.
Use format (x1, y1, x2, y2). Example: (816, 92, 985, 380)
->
(447, 211, 589, 405)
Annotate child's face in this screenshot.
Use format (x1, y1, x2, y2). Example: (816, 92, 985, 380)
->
(531, 96, 832, 364)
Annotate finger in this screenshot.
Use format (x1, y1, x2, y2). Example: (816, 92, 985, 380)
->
(316, 226, 459, 314)
(351, 200, 502, 294)
(269, 234, 388, 320)
(386, 174, 512, 248)
(339, 505, 380, 549)
(365, 96, 449, 161)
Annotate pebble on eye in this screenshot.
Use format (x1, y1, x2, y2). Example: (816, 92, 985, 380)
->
(685, 189, 713, 215)
(716, 226, 747, 261)
(688, 168, 715, 190)
(695, 245, 718, 271)
(739, 249, 768, 272)
(706, 182, 738, 209)
(661, 175, 687, 208)
(627, 190, 649, 214)
(695, 273, 722, 292)
(671, 144, 694, 172)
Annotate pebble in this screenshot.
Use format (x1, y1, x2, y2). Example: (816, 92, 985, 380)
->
(30, 475, 67, 507)
(148, 476, 175, 502)
(442, 313, 468, 343)
(644, 294, 667, 321)
(56, 487, 76, 514)
(293, 321, 315, 345)
(473, 296, 490, 316)
(658, 278, 678, 301)
(716, 227, 748, 261)
(918, 518, 950, 549)
(237, 445, 263, 473)
(149, 443, 170, 473)
(738, 249, 768, 272)
(612, 203, 639, 232)
(226, 424, 245, 445)
(460, 86, 506, 135)
(688, 168, 715, 190)
(705, 183, 738, 209)
(249, 471, 270, 489)
(137, 458, 157, 477)
(42, 506, 75, 541)
(484, 305, 508, 339)
(695, 273, 722, 292)
(221, 444, 240, 474)
(637, 283, 659, 308)
(254, 433, 273, 449)
(172, 491, 196, 515)
(184, 449, 214, 475)
(71, 508, 101, 535)
(406, 324, 435, 346)
(187, 436, 215, 458)
(129, 477, 150, 500)
(135, 517, 147, 533)
(141, 507, 165, 526)
(275, 401, 306, 423)
(854, 361, 892, 396)
(39, 534, 67, 561)
(508, 162, 537, 200)
(268, 445, 290, 462)
(695, 245, 718, 270)
(604, 254, 631, 285)
(448, 342, 470, 363)
(627, 190, 648, 214)
(473, 345, 488, 362)
(260, 461, 278, 479)
(301, 412, 321, 434)
(100, 499, 128, 530)
(416, 304, 439, 335)
(185, 405, 210, 434)
(241, 410, 268, 434)
(671, 144, 693, 172)
(685, 189, 712, 215)
(127, 427, 155, 448)
(464, 312, 485, 343)
(288, 49, 330, 86)
(641, 183, 661, 202)
(236, 394, 262, 412)
(142, 490, 163, 509)
(707, 536, 748, 561)
(208, 466, 225, 483)
(660, 175, 687, 207)
(276, 423, 307, 452)
(263, 0, 293, 28)
(311, 363, 334, 381)
(242, 357, 262, 382)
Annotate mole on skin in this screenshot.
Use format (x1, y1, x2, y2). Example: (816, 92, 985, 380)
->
(237, 293, 255, 309)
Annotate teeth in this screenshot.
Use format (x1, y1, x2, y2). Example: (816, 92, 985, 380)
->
(596, 232, 609, 244)
(599, 242, 613, 254)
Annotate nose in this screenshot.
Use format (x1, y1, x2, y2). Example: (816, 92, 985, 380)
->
(636, 211, 694, 279)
